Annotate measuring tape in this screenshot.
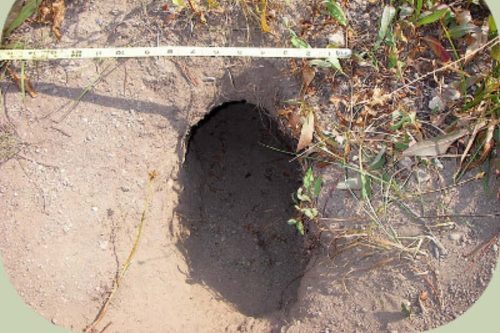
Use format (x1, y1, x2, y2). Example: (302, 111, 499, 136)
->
(0, 46, 352, 61)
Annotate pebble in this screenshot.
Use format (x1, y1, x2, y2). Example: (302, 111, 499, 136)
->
(429, 96, 445, 112)
(328, 31, 345, 47)
(91, 206, 98, 212)
(99, 240, 108, 250)
(416, 168, 431, 183)
(449, 233, 463, 242)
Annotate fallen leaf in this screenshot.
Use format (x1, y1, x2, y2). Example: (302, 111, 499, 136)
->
(462, 122, 496, 172)
(456, 120, 487, 173)
(368, 87, 389, 106)
(375, 5, 396, 48)
(466, 20, 489, 58)
(207, 0, 219, 9)
(301, 65, 316, 95)
(420, 290, 429, 302)
(172, 0, 185, 8)
(402, 129, 469, 157)
(51, 0, 65, 40)
(297, 111, 315, 152)
(37, 0, 66, 40)
(6, 65, 38, 98)
(422, 36, 451, 63)
(260, 0, 271, 33)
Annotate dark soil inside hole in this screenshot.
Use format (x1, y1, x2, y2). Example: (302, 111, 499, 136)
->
(176, 102, 310, 317)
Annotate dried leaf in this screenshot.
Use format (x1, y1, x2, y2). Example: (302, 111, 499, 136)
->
(51, 0, 65, 40)
(172, 0, 186, 9)
(5, 66, 38, 98)
(456, 120, 488, 173)
(422, 36, 451, 62)
(324, 0, 348, 26)
(297, 111, 315, 152)
(260, 0, 271, 33)
(463, 123, 496, 172)
(466, 20, 489, 58)
(457, 10, 472, 25)
(302, 65, 316, 93)
(420, 291, 429, 302)
(402, 129, 469, 157)
(37, 0, 66, 40)
(207, 0, 219, 9)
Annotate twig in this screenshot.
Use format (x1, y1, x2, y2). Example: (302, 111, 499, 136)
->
(406, 172, 485, 198)
(465, 230, 500, 260)
(418, 213, 500, 219)
(83, 172, 156, 333)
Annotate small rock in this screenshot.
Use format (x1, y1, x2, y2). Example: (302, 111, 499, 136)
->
(120, 186, 130, 192)
(492, 244, 498, 253)
(99, 241, 108, 250)
(429, 95, 445, 112)
(449, 233, 463, 242)
(91, 206, 98, 212)
(51, 318, 57, 325)
(415, 168, 431, 183)
(328, 31, 345, 47)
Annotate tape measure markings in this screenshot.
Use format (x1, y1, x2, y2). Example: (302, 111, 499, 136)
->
(0, 46, 352, 61)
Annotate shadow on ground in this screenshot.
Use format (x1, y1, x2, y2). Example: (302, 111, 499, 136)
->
(175, 102, 310, 317)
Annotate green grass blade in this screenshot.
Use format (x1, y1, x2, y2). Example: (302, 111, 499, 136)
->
(417, 8, 449, 27)
(324, 0, 348, 26)
(3, 0, 43, 37)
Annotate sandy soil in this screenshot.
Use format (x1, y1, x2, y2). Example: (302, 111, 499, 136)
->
(0, 1, 498, 333)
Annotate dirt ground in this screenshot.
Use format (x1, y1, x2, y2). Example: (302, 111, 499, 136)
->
(0, 1, 499, 333)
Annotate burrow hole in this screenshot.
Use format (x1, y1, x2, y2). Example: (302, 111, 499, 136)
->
(176, 102, 310, 317)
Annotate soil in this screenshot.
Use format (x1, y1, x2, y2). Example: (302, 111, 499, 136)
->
(0, 1, 499, 333)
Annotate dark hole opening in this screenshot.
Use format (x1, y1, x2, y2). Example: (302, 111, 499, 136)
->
(176, 102, 310, 317)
